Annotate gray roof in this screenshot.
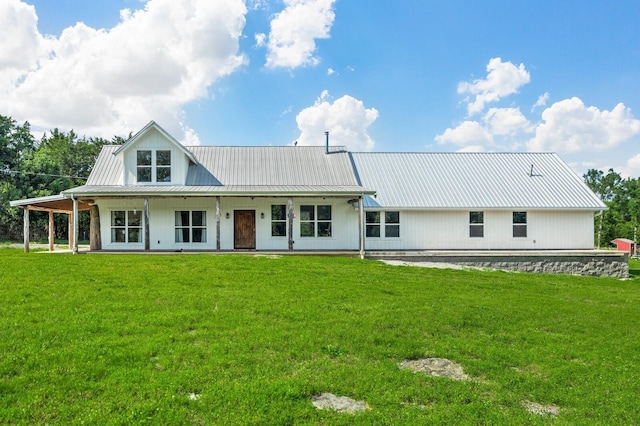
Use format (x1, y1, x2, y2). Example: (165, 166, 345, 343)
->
(75, 145, 371, 196)
(350, 152, 606, 210)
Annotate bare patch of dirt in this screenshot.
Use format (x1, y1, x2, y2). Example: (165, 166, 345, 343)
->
(522, 400, 560, 416)
(311, 393, 369, 413)
(399, 358, 470, 381)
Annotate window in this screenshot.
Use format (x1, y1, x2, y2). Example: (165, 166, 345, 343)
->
(111, 210, 142, 243)
(271, 205, 287, 237)
(366, 212, 380, 237)
(136, 149, 171, 183)
(385, 211, 400, 238)
(513, 211, 527, 238)
(366, 211, 400, 238)
(300, 205, 332, 237)
(156, 150, 171, 182)
(175, 211, 207, 243)
(469, 211, 484, 237)
(137, 150, 152, 182)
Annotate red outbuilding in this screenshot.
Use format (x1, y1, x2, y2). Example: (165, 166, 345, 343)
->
(611, 238, 636, 255)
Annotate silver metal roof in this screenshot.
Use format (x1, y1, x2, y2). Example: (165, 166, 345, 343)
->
(79, 145, 371, 196)
(350, 152, 605, 210)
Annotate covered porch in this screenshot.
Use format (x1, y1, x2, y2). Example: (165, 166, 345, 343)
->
(9, 195, 94, 253)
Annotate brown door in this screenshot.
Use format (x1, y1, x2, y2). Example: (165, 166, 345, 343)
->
(234, 210, 256, 249)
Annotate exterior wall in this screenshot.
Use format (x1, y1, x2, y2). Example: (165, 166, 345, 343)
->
(119, 128, 190, 185)
(364, 210, 595, 251)
(95, 196, 360, 251)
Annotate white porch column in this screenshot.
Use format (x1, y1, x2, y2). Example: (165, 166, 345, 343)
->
(216, 196, 221, 251)
(23, 207, 29, 253)
(359, 195, 365, 259)
(72, 197, 79, 254)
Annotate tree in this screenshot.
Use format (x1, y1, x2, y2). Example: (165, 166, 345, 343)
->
(583, 168, 622, 248)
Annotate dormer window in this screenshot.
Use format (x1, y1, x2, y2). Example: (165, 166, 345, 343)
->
(136, 149, 171, 183)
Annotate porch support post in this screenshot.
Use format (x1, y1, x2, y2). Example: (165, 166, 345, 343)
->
(144, 198, 150, 252)
(48, 211, 54, 252)
(89, 205, 102, 251)
(68, 211, 74, 252)
(23, 207, 29, 253)
(72, 197, 79, 254)
(216, 196, 221, 251)
(288, 197, 294, 251)
(359, 195, 365, 259)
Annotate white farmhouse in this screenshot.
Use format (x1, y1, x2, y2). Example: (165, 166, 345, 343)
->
(11, 121, 609, 265)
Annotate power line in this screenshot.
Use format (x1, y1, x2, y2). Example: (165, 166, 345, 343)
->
(0, 168, 88, 180)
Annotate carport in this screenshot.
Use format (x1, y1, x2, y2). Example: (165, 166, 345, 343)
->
(9, 195, 93, 253)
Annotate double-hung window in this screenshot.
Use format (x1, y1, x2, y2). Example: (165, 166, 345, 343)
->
(470, 212, 484, 237)
(271, 205, 287, 237)
(175, 211, 207, 243)
(136, 149, 171, 183)
(111, 210, 142, 243)
(365, 211, 400, 238)
(300, 205, 332, 237)
(513, 212, 527, 237)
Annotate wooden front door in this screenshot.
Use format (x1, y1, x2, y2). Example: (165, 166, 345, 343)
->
(234, 210, 256, 249)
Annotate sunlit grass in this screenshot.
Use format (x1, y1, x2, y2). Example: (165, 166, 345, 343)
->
(1, 249, 639, 424)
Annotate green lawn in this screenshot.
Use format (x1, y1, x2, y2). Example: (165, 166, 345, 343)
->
(1, 250, 639, 425)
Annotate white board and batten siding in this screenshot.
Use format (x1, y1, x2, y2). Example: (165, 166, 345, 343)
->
(96, 196, 361, 251)
(118, 128, 191, 186)
(363, 210, 596, 251)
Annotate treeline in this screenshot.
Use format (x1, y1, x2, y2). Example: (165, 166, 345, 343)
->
(584, 169, 640, 248)
(0, 115, 125, 241)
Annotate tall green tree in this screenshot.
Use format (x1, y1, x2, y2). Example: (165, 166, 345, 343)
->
(583, 168, 623, 248)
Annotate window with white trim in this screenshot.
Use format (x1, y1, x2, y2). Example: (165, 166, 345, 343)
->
(513, 211, 527, 238)
(365, 211, 400, 238)
(111, 210, 142, 243)
(470, 211, 484, 237)
(300, 205, 332, 237)
(175, 211, 207, 243)
(136, 149, 171, 183)
(271, 205, 287, 237)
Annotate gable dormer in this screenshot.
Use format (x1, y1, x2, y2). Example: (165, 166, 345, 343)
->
(114, 121, 198, 186)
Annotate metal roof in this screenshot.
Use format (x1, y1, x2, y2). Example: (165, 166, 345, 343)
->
(78, 144, 372, 196)
(9, 194, 92, 212)
(350, 152, 606, 210)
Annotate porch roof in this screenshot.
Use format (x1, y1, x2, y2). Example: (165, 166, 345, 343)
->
(9, 194, 92, 213)
(62, 184, 375, 197)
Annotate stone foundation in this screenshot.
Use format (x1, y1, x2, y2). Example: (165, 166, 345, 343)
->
(367, 250, 629, 278)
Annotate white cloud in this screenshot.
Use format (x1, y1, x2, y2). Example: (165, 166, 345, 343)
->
(295, 91, 378, 151)
(457, 57, 531, 116)
(254, 32, 266, 47)
(327, 67, 335, 75)
(0, 0, 248, 142)
(532, 92, 550, 111)
(265, 0, 336, 69)
(434, 121, 494, 147)
(457, 145, 486, 153)
(527, 97, 640, 153)
(483, 107, 531, 136)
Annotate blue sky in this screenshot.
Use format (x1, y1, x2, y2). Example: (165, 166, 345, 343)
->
(3, 0, 640, 176)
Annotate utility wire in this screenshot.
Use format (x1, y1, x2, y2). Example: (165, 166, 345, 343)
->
(0, 168, 88, 180)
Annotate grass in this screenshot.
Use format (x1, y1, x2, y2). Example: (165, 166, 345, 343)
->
(0, 250, 639, 425)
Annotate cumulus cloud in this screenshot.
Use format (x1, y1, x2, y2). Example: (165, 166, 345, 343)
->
(0, 0, 248, 142)
(434, 121, 494, 147)
(527, 97, 640, 153)
(483, 107, 532, 136)
(532, 92, 550, 111)
(458, 57, 531, 116)
(295, 91, 378, 151)
(254, 32, 266, 47)
(265, 0, 336, 69)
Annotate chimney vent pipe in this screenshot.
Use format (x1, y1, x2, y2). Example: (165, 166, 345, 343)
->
(325, 131, 329, 154)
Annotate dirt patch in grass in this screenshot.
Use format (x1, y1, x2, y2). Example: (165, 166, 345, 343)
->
(399, 358, 470, 381)
(522, 400, 560, 416)
(311, 393, 369, 413)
